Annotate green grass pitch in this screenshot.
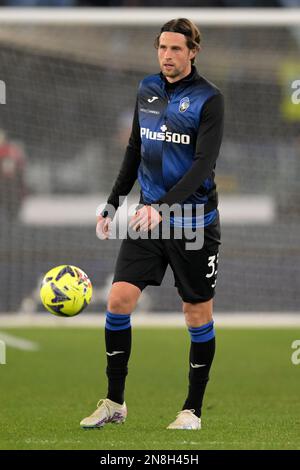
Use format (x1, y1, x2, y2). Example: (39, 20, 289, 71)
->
(0, 327, 299, 450)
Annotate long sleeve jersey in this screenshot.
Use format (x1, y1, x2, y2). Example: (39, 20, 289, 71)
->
(103, 66, 224, 227)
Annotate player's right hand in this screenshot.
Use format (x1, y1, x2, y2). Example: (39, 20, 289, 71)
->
(96, 215, 112, 240)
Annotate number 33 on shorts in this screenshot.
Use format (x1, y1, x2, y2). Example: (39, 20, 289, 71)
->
(206, 253, 219, 289)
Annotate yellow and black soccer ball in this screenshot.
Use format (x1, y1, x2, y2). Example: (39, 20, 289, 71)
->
(40, 265, 92, 317)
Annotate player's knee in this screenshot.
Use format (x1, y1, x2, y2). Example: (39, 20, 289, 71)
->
(183, 300, 213, 327)
(107, 282, 141, 314)
(107, 293, 135, 314)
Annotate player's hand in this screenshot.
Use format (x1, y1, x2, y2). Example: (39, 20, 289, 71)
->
(96, 215, 112, 240)
(129, 205, 162, 232)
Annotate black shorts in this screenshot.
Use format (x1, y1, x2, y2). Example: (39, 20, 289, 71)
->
(113, 213, 221, 303)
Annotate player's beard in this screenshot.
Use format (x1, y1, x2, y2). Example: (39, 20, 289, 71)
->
(161, 62, 190, 82)
(161, 66, 181, 80)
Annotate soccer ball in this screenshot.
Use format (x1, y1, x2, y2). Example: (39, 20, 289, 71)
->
(40, 265, 92, 317)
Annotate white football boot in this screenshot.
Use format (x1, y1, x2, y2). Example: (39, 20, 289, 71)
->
(80, 398, 127, 429)
(167, 409, 201, 430)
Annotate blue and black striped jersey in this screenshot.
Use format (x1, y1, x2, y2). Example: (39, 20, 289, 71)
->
(105, 66, 224, 226)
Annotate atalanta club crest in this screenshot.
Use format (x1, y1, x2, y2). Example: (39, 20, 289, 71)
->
(179, 97, 190, 113)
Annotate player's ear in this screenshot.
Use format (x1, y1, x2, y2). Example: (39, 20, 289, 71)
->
(189, 47, 197, 61)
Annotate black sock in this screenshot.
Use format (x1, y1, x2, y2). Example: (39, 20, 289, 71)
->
(183, 322, 216, 418)
(105, 311, 132, 405)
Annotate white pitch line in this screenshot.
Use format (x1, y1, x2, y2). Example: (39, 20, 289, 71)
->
(0, 313, 300, 328)
(0, 332, 39, 351)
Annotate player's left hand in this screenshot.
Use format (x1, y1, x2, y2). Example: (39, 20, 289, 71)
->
(129, 205, 162, 232)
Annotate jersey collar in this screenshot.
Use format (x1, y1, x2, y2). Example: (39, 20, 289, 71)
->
(160, 65, 199, 91)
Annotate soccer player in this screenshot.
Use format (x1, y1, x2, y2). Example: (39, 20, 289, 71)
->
(80, 18, 224, 430)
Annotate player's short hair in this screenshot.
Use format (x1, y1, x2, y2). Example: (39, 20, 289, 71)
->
(154, 18, 201, 65)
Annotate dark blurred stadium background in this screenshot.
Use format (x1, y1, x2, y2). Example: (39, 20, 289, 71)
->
(0, 2, 299, 8)
(0, 7, 299, 314)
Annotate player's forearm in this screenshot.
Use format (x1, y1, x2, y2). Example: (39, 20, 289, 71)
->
(158, 93, 224, 206)
(102, 99, 141, 216)
(102, 144, 140, 216)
